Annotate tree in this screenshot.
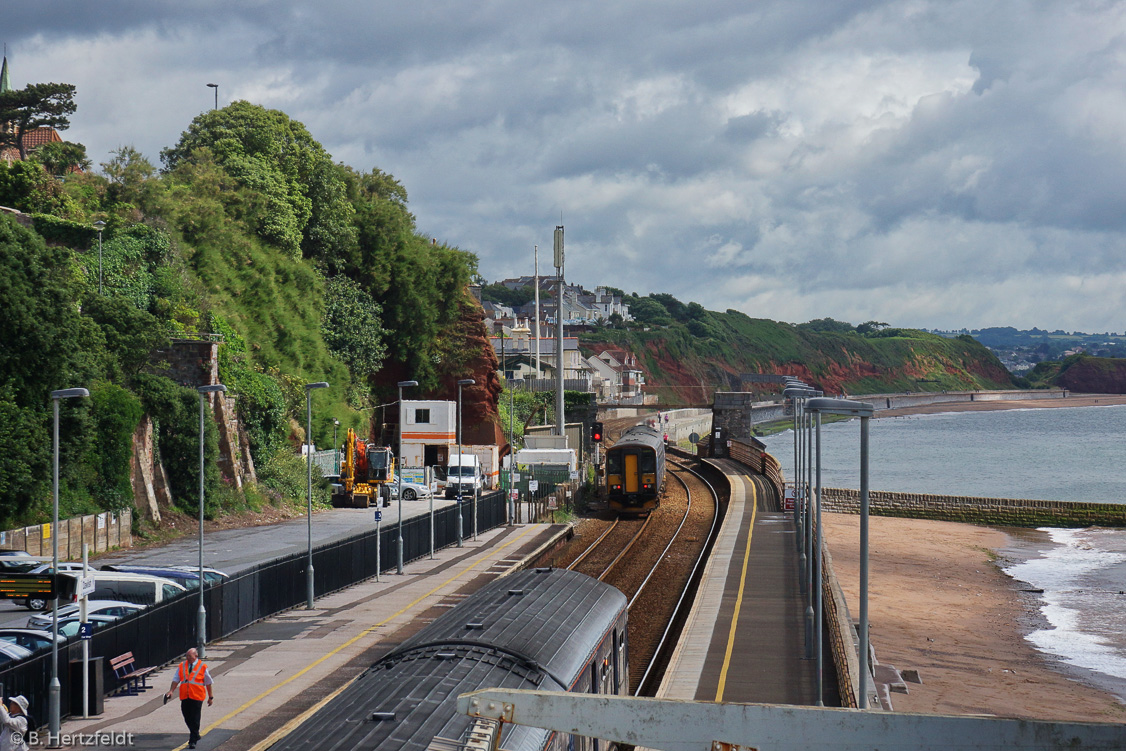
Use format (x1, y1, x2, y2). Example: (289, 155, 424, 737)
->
(0, 83, 77, 159)
(30, 140, 90, 175)
(321, 275, 387, 375)
(160, 101, 352, 260)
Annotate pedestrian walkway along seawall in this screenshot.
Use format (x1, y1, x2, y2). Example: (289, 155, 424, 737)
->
(821, 488, 1126, 527)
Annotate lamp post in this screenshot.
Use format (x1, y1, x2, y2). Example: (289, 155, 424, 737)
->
(333, 419, 340, 474)
(49, 387, 89, 745)
(397, 380, 418, 574)
(805, 397, 875, 708)
(304, 381, 329, 609)
(94, 220, 106, 295)
(456, 379, 476, 548)
(207, 82, 218, 110)
(196, 384, 226, 658)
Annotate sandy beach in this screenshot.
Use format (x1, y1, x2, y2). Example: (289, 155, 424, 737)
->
(822, 513, 1126, 722)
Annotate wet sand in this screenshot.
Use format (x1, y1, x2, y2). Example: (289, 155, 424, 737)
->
(822, 513, 1126, 721)
(877, 393, 1126, 418)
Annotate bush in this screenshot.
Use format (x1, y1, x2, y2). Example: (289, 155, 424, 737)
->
(255, 447, 330, 509)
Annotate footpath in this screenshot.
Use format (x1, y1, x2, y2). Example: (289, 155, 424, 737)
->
(45, 522, 567, 751)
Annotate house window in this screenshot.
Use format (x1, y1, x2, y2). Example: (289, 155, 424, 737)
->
(415, 408, 431, 424)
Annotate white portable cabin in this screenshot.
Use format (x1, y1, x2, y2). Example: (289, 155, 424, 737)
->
(400, 400, 456, 469)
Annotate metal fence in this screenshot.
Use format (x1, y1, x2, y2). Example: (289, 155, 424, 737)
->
(0, 491, 508, 724)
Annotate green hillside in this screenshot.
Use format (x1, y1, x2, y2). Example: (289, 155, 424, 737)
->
(581, 303, 1014, 404)
(0, 102, 476, 528)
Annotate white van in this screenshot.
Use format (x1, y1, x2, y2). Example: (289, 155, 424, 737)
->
(70, 572, 186, 608)
(444, 452, 484, 499)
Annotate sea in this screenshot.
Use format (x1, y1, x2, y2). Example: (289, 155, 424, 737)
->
(760, 403, 1126, 702)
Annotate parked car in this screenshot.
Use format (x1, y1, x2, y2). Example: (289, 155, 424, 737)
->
(56, 614, 122, 639)
(389, 479, 434, 501)
(0, 550, 38, 573)
(99, 564, 229, 589)
(0, 641, 33, 666)
(28, 600, 141, 630)
(0, 628, 64, 653)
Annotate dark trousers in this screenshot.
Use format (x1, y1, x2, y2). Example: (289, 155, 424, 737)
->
(181, 698, 203, 743)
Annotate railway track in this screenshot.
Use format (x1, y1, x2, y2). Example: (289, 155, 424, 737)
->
(540, 454, 721, 694)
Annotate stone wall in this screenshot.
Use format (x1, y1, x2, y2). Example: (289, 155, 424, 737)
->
(821, 487, 1126, 527)
(726, 438, 785, 500)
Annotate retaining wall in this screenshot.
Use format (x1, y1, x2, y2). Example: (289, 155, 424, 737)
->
(1, 509, 132, 558)
(821, 488, 1126, 527)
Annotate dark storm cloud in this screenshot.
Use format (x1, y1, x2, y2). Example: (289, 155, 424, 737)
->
(5, 0, 1126, 330)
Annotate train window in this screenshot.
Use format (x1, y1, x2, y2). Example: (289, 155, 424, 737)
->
(606, 453, 622, 474)
(612, 631, 619, 690)
(639, 452, 656, 473)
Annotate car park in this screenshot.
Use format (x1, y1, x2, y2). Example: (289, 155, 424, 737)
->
(28, 600, 142, 630)
(0, 628, 63, 653)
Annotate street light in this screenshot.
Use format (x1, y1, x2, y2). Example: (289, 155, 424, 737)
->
(805, 397, 874, 709)
(333, 419, 340, 474)
(456, 379, 476, 548)
(196, 384, 227, 658)
(206, 82, 218, 110)
(304, 381, 329, 609)
(396, 380, 418, 574)
(49, 387, 89, 743)
(93, 220, 106, 295)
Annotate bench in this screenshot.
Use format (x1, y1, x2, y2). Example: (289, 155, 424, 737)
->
(110, 652, 156, 695)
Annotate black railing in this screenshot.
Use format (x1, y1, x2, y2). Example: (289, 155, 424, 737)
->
(0, 491, 508, 723)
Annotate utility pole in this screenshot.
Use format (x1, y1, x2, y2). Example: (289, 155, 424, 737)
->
(554, 225, 565, 437)
(534, 244, 541, 378)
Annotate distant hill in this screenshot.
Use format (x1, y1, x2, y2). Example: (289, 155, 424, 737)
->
(1026, 355, 1126, 394)
(579, 306, 1014, 405)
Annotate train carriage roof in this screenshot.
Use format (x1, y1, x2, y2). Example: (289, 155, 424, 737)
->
(391, 567, 626, 686)
(269, 568, 625, 751)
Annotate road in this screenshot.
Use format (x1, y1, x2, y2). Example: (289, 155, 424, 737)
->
(0, 494, 462, 629)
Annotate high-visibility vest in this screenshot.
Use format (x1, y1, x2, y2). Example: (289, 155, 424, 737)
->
(178, 660, 208, 701)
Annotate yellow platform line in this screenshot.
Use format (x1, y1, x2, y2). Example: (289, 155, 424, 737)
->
(177, 526, 538, 751)
(715, 478, 757, 702)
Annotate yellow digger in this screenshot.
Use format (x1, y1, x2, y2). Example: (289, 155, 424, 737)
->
(332, 428, 396, 508)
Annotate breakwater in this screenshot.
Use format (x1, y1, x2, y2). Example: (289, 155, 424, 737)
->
(820, 487, 1126, 527)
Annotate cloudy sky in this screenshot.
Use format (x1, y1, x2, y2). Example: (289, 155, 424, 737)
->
(7, 1, 1126, 332)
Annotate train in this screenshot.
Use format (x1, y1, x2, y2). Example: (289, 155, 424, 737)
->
(268, 567, 629, 751)
(605, 424, 666, 515)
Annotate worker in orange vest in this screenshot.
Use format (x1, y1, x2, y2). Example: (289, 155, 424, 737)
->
(164, 647, 214, 749)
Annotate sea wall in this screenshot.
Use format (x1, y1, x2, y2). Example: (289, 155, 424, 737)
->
(749, 388, 1070, 426)
(820, 487, 1126, 527)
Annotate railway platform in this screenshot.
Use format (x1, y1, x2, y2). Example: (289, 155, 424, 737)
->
(48, 522, 569, 751)
(657, 457, 823, 706)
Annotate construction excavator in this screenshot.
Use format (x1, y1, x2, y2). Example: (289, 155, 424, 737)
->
(332, 428, 396, 508)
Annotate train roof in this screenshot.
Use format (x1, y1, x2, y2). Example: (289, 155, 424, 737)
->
(390, 567, 626, 685)
(612, 423, 664, 449)
(269, 568, 626, 751)
(273, 642, 560, 751)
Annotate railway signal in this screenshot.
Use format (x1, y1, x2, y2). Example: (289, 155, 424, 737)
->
(590, 422, 603, 443)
